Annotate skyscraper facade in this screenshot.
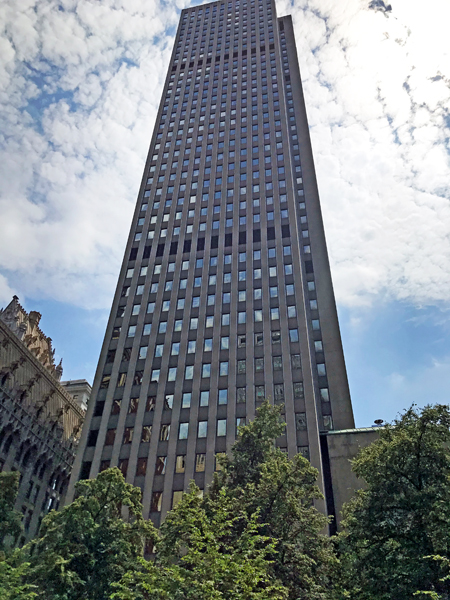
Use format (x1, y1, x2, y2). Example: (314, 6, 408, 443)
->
(67, 0, 354, 525)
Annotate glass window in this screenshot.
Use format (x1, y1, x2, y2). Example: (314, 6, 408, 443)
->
(255, 357, 264, 372)
(155, 456, 166, 475)
(221, 336, 229, 349)
(320, 388, 330, 402)
(200, 390, 210, 407)
(198, 421, 208, 438)
(175, 455, 186, 473)
(151, 369, 160, 382)
(218, 389, 228, 405)
(295, 413, 307, 431)
(128, 397, 139, 413)
(172, 491, 184, 508)
(293, 382, 304, 399)
(141, 426, 152, 442)
(195, 454, 206, 472)
(255, 385, 265, 400)
(167, 367, 177, 382)
(217, 419, 227, 436)
(104, 429, 116, 445)
(150, 492, 163, 512)
(219, 361, 229, 376)
(179, 423, 189, 439)
(289, 329, 299, 342)
(237, 359, 246, 374)
(187, 340, 196, 353)
(317, 363, 327, 376)
(271, 308, 280, 320)
(202, 363, 211, 377)
(254, 309, 263, 322)
(160, 424, 170, 441)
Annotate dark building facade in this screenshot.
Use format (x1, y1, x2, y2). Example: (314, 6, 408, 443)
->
(67, 0, 355, 525)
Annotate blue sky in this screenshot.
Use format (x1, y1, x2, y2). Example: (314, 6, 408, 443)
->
(1, 0, 449, 428)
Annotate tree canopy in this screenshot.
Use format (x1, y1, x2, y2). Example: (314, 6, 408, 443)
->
(338, 404, 450, 600)
(0, 471, 22, 553)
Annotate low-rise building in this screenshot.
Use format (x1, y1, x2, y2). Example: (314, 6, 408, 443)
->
(0, 296, 86, 544)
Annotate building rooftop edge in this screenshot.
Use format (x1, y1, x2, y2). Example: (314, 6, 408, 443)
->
(324, 427, 382, 435)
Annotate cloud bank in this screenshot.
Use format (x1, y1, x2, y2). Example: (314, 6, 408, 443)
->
(0, 0, 449, 312)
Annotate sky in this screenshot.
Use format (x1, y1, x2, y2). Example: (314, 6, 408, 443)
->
(1, 0, 449, 428)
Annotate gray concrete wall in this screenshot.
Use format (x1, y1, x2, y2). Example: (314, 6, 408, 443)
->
(324, 428, 380, 529)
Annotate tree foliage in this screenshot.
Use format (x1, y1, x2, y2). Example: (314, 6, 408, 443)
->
(207, 401, 337, 600)
(338, 404, 450, 600)
(25, 467, 157, 600)
(0, 471, 22, 553)
(113, 401, 335, 600)
(113, 482, 287, 600)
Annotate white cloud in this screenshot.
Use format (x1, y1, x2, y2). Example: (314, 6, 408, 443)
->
(277, 0, 450, 308)
(0, 0, 179, 308)
(0, 0, 449, 314)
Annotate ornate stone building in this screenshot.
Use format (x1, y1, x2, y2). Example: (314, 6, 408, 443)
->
(0, 296, 86, 544)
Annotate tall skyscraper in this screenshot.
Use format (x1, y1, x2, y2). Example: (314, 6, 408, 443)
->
(67, 0, 354, 525)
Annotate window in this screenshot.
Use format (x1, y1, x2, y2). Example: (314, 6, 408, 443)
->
(320, 388, 330, 402)
(255, 358, 264, 372)
(271, 308, 280, 320)
(295, 413, 307, 431)
(198, 421, 208, 438)
(164, 395, 173, 409)
(195, 454, 206, 472)
(155, 456, 166, 475)
(221, 336, 229, 349)
(128, 397, 139, 413)
(255, 385, 265, 400)
(160, 424, 170, 441)
(237, 359, 246, 374)
(219, 361, 229, 376)
(195, 389, 209, 409)
(104, 429, 116, 445)
(274, 384, 284, 403)
(139, 346, 148, 359)
(187, 340, 196, 353)
(218, 389, 228, 405)
(236, 417, 246, 432)
(136, 458, 147, 477)
(202, 363, 211, 377)
(128, 325, 137, 338)
(217, 419, 227, 436)
(289, 329, 299, 342)
(255, 333, 264, 346)
(179, 423, 189, 439)
(175, 455, 186, 473)
(317, 363, 327, 376)
(151, 492, 163, 512)
(141, 426, 152, 442)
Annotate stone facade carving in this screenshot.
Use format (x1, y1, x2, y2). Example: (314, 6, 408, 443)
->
(0, 297, 87, 545)
(0, 296, 61, 379)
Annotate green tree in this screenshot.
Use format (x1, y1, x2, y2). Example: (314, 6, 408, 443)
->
(0, 471, 22, 553)
(0, 553, 37, 600)
(25, 467, 157, 600)
(207, 401, 338, 600)
(113, 482, 287, 600)
(338, 404, 450, 600)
